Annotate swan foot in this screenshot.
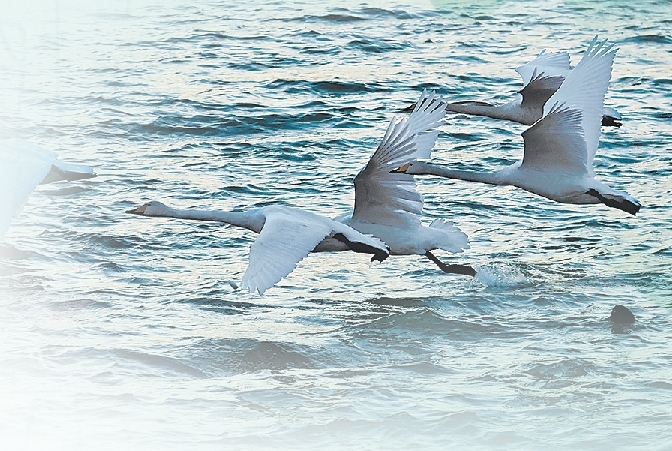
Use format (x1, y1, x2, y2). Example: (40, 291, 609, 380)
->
(424, 251, 476, 277)
(585, 189, 640, 215)
(602, 115, 622, 127)
(332, 233, 389, 262)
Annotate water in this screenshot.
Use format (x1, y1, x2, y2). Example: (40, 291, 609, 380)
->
(1, 0, 671, 449)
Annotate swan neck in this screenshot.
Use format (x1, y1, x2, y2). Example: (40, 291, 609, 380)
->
(164, 207, 262, 232)
(446, 101, 517, 121)
(409, 162, 503, 185)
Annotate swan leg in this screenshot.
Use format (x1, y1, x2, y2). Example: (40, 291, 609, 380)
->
(424, 251, 476, 277)
(332, 233, 388, 262)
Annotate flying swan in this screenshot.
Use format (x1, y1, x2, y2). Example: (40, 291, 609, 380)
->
(0, 138, 96, 240)
(128, 91, 474, 295)
(394, 38, 640, 216)
(443, 38, 622, 127)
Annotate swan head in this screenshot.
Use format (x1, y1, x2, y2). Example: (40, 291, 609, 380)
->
(126, 200, 171, 217)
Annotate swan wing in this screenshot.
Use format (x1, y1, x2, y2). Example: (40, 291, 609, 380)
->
(0, 140, 56, 239)
(543, 37, 616, 169)
(519, 73, 564, 112)
(241, 207, 387, 295)
(352, 90, 446, 224)
(516, 50, 571, 85)
(241, 208, 333, 295)
(521, 103, 588, 173)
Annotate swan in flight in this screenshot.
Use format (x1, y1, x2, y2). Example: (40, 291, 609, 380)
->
(341, 91, 474, 276)
(443, 39, 622, 127)
(394, 38, 640, 216)
(128, 91, 474, 295)
(127, 201, 389, 295)
(0, 138, 96, 240)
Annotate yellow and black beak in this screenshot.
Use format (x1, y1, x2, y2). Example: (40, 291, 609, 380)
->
(390, 163, 412, 174)
(126, 205, 147, 215)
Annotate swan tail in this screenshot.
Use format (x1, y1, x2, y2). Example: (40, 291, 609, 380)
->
(429, 218, 470, 252)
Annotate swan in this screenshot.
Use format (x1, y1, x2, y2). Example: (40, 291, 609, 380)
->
(340, 91, 474, 276)
(394, 38, 640, 216)
(127, 201, 389, 295)
(128, 91, 474, 295)
(443, 38, 622, 127)
(0, 138, 96, 240)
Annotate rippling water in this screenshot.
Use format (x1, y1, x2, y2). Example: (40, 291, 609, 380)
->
(1, 0, 671, 449)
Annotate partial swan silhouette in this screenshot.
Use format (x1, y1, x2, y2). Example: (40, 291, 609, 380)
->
(1, 138, 96, 240)
(395, 39, 640, 216)
(128, 91, 474, 295)
(443, 38, 622, 127)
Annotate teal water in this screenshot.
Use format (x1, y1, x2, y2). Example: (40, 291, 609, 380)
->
(1, 1, 671, 449)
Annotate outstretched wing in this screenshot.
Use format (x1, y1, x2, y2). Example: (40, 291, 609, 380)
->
(0, 139, 56, 239)
(241, 207, 388, 295)
(521, 103, 588, 174)
(543, 37, 616, 169)
(352, 90, 446, 224)
(242, 209, 332, 295)
(515, 50, 571, 86)
(519, 72, 565, 113)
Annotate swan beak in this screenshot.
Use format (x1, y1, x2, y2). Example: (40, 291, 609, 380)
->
(126, 205, 147, 215)
(390, 163, 411, 174)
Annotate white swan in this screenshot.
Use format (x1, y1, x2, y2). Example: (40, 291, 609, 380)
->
(444, 38, 622, 127)
(127, 201, 389, 295)
(395, 38, 640, 216)
(0, 138, 96, 240)
(128, 91, 474, 295)
(341, 91, 473, 275)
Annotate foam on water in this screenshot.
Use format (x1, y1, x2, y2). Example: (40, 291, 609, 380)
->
(1, 0, 671, 450)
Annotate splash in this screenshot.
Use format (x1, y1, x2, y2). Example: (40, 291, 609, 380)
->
(474, 263, 530, 287)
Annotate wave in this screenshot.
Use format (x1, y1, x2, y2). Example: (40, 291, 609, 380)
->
(622, 34, 672, 45)
(266, 78, 391, 95)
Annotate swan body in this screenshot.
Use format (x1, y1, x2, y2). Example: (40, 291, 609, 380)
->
(397, 38, 640, 216)
(128, 91, 475, 295)
(445, 41, 622, 127)
(127, 201, 389, 295)
(1, 138, 96, 239)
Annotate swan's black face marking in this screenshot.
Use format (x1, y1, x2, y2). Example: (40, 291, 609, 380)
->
(602, 115, 622, 127)
(586, 189, 641, 215)
(424, 251, 476, 277)
(332, 233, 389, 262)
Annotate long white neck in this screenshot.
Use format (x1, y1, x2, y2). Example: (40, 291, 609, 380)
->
(150, 204, 265, 233)
(445, 100, 523, 123)
(406, 161, 507, 186)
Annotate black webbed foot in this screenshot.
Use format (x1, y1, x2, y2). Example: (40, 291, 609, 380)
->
(424, 251, 476, 277)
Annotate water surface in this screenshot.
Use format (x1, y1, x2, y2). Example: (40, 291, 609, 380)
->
(1, 0, 671, 449)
